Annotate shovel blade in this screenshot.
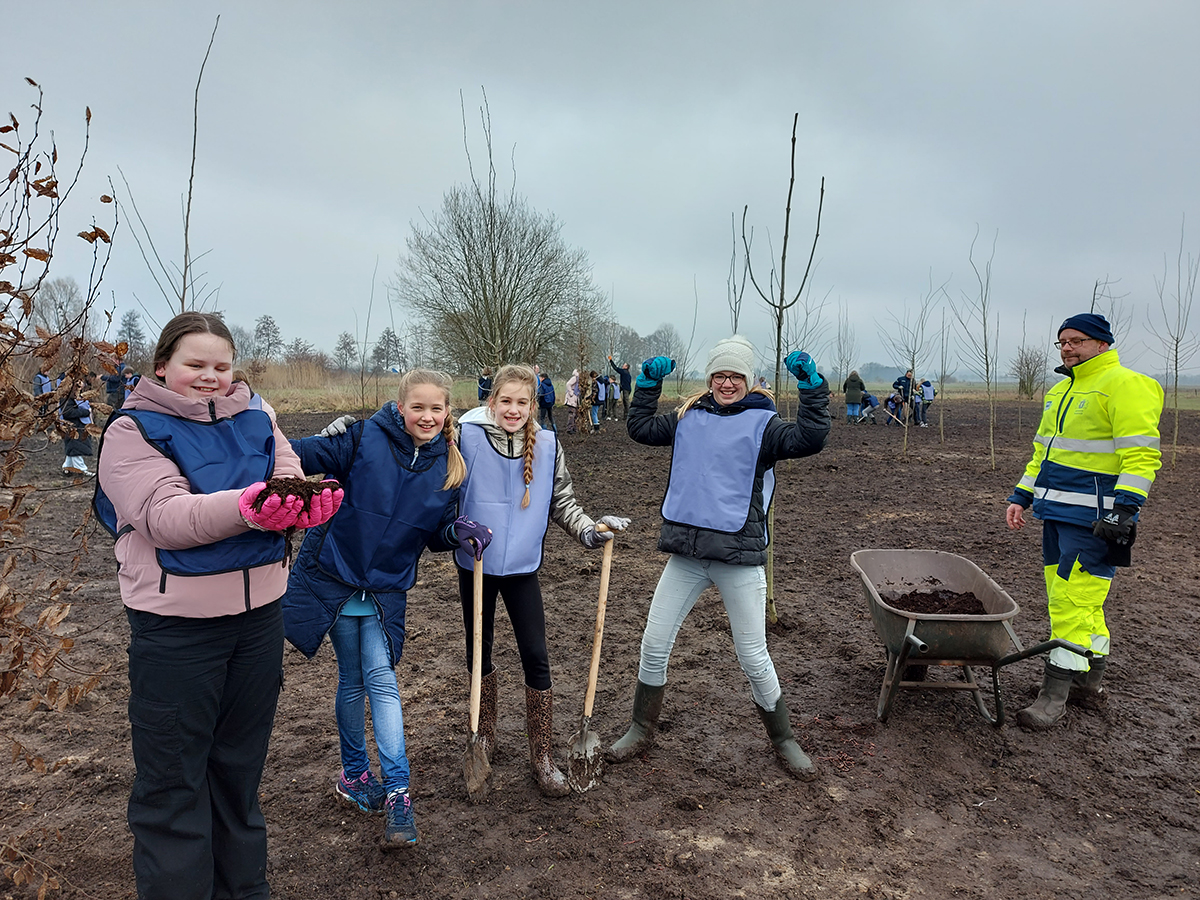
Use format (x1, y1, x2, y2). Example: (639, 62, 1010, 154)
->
(463, 733, 491, 803)
(566, 715, 604, 793)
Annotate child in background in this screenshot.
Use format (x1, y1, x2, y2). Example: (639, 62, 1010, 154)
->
(564, 369, 580, 434)
(95, 312, 341, 898)
(455, 364, 629, 796)
(61, 372, 96, 476)
(284, 370, 490, 849)
(587, 370, 601, 433)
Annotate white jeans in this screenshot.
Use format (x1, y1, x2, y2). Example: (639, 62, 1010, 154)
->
(637, 555, 781, 709)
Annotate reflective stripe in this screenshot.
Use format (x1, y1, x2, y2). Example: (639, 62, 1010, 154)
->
(1034, 434, 1051, 447)
(1114, 434, 1160, 449)
(1116, 474, 1153, 493)
(1049, 436, 1116, 454)
(1018, 474, 1037, 491)
(1034, 487, 1114, 509)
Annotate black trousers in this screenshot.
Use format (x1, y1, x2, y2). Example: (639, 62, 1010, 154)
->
(126, 600, 283, 900)
(457, 568, 552, 690)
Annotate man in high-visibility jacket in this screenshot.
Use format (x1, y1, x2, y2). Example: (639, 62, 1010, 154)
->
(1005, 313, 1164, 730)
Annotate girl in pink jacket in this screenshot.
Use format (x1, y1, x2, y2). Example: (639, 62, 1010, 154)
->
(96, 312, 340, 899)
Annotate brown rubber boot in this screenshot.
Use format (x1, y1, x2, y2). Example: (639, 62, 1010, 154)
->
(524, 685, 570, 797)
(478, 668, 499, 762)
(756, 696, 817, 781)
(1016, 662, 1072, 730)
(607, 680, 666, 763)
(1068, 656, 1106, 708)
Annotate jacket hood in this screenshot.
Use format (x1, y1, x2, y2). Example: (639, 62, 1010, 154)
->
(370, 401, 447, 459)
(125, 376, 252, 420)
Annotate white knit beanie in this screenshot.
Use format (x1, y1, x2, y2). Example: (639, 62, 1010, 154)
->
(705, 335, 756, 381)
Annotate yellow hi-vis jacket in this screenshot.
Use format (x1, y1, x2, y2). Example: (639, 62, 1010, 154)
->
(1009, 349, 1164, 528)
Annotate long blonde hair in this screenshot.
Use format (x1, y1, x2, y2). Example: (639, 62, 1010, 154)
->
(676, 377, 774, 419)
(488, 363, 539, 509)
(396, 368, 465, 490)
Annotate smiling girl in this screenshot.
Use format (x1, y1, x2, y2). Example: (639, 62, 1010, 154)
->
(96, 312, 340, 898)
(283, 369, 489, 849)
(455, 363, 628, 796)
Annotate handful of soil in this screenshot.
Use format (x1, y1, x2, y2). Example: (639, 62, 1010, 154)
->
(250, 477, 342, 514)
(882, 589, 987, 616)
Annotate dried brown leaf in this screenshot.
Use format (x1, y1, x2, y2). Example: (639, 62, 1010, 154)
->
(77, 230, 97, 244)
(100, 193, 113, 203)
(94, 225, 111, 243)
(0, 125, 11, 133)
(22, 248, 50, 262)
(85, 106, 92, 124)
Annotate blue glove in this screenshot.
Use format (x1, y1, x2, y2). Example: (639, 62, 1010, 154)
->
(785, 351, 820, 390)
(452, 516, 492, 560)
(636, 356, 675, 389)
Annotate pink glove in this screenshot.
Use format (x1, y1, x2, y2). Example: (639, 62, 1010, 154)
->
(239, 482, 303, 531)
(295, 481, 344, 529)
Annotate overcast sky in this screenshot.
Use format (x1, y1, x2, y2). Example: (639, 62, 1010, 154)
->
(7, 1, 1199, 377)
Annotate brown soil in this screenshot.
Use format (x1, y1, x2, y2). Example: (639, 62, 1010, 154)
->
(884, 589, 987, 616)
(5, 399, 1200, 899)
(251, 476, 341, 513)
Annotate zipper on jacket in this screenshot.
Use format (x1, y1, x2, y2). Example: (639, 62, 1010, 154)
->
(208, 399, 218, 423)
(507, 433, 514, 456)
(243, 569, 252, 611)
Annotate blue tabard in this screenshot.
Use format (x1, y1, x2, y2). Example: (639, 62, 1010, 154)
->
(662, 407, 776, 533)
(312, 419, 452, 591)
(456, 423, 555, 575)
(93, 407, 286, 577)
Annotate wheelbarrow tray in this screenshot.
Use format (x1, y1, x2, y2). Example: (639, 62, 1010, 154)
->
(850, 549, 1021, 662)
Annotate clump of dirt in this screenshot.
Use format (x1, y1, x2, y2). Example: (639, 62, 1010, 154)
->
(882, 588, 987, 615)
(249, 476, 340, 513)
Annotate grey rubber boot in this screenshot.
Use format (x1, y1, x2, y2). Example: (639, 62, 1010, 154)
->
(524, 685, 570, 797)
(1016, 662, 1073, 730)
(607, 680, 666, 763)
(756, 696, 817, 780)
(1069, 656, 1106, 706)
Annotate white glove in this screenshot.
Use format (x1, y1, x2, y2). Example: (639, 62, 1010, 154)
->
(581, 515, 630, 549)
(318, 415, 356, 437)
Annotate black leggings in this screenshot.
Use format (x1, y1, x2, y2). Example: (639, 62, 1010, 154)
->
(457, 568, 552, 690)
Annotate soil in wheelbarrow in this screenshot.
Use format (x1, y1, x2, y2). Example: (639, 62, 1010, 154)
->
(882, 588, 988, 615)
(5, 399, 1200, 900)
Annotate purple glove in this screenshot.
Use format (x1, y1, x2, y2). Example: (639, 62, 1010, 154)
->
(239, 483, 303, 532)
(453, 516, 492, 560)
(295, 481, 344, 529)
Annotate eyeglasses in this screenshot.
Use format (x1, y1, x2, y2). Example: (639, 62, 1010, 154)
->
(710, 373, 745, 386)
(1054, 337, 1097, 350)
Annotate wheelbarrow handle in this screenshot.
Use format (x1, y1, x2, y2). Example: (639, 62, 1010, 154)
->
(994, 638, 1092, 670)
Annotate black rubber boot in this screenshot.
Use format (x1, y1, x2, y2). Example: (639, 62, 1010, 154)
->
(607, 680, 666, 763)
(1069, 656, 1106, 707)
(524, 685, 570, 797)
(1016, 662, 1073, 730)
(756, 696, 817, 780)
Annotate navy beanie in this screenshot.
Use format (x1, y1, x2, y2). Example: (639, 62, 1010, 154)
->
(1058, 313, 1114, 345)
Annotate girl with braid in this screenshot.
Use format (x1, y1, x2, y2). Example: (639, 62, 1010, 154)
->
(455, 364, 629, 796)
(282, 369, 491, 849)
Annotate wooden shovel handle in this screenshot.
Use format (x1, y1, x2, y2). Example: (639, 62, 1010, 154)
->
(582, 525, 614, 719)
(469, 555, 484, 732)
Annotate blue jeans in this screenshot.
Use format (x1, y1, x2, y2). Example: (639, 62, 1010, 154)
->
(846, 402, 862, 417)
(328, 611, 410, 793)
(637, 555, 781, 709)
(590, 405, 600, 427)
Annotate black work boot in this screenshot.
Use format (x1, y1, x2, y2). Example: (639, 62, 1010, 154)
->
(478, 668, 499, 762)
(524, 685, 570, 797)
(1069, 656, 1106, 707)
(756, 696, 817, 780)
(607, 680, 666, 763)
(1016, 662, 1073, 730)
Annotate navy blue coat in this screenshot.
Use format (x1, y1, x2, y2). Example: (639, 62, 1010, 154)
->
(282, 403, 459, 665)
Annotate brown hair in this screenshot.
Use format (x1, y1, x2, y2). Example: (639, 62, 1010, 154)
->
(488, 364, 539, 509)
(151, 312, 236, 381)
(397, 368, 465, 490)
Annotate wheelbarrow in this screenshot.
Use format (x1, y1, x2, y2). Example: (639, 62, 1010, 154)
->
(849, 549, 1091, 726)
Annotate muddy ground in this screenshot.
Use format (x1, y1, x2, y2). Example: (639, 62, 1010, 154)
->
(5, 397, 1199, 900)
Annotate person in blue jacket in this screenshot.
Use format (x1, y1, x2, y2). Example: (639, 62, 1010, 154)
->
(283, 369, 491, 850)
(608, 356, 632, 419)
(608, 335, 830, 779)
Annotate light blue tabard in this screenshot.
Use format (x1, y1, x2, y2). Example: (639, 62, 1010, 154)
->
(456, 424, 555, 575)
(661, 408, 776, 533)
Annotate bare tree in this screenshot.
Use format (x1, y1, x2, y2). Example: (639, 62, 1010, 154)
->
(1149, 218, 1199, 468)
(877, 273, 942, 455)
(741, 113, 826, 398)
(118, 16, 221, 317)
(253, 314, 283, 361)
(395, 91, 598, 373)
(727, 211, 748, 332)
(935, 307, 956, 441)
(1007, 311, 1051, 401)
(831, 299, 857, 387)
(333, 331, 357, 371)
(949, 227, 1001, 469)
(1089, 275, 1134, 352)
